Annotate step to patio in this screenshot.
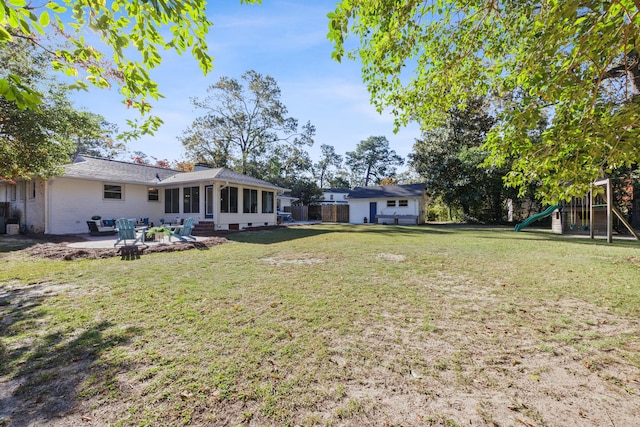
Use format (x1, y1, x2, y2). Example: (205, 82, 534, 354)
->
(192, 221, 216, 236)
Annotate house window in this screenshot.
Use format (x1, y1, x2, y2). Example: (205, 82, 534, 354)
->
(148, 187, 159, 201)
(183, 186, 200, 213)
(104, 184, 123, 200)
(29, 181, 36, 199)
(387, 200, 396, 207)
(10, 185, 16, 201)
(261, 191, 274, 213)
(14, 181, 27, 200)
(243, 189, 258, 213)
(330, 194, 334, 200)
(399, 200, 408, 207)
(164, 188, 180, 213)
(220, 186, 238, 213)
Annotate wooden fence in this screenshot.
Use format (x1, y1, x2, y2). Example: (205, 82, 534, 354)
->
(290, 205, 308, 221)
(321, 204, 350, 223)
(289, 205, 350, 223)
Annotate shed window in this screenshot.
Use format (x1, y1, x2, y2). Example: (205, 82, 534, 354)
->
(104, 184, 122, 200)
(399, 200, 408, 207)
(386, 200, 396, 207)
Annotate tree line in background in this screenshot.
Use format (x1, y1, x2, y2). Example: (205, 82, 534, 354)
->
(0, 40, 603, 223)
(3, 0, 640, 224)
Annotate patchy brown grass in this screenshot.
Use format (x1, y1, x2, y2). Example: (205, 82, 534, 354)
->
(1, 224, 639, 426)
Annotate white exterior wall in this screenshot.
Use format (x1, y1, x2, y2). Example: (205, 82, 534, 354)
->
(322, 191, 349, 204)
(276, 196, 295, 212)
(26, 179, 46, 233)
(349, 198, 423, 224)
(29, 176, 279, 235)
(48, 177, 166, 234)
(1, 180, 46, 233)
(214, 182, 277, 230)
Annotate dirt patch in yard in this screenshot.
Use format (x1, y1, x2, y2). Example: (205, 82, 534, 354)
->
(0, 234, 231, 260)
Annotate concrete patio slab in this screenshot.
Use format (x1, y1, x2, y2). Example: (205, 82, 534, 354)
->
(67, 234, 210, 249)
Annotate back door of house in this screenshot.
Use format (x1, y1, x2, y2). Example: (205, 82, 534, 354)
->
(205, 185, 214, 219)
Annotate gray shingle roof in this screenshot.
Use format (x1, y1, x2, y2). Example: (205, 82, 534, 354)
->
(64, 155, 179, 184)
(64, 155, 284, 190)
(160, 167, 283, 190)
(348, 183, 426, 199)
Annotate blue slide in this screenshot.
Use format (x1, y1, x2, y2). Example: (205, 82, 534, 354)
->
(514, 205, 562, 232)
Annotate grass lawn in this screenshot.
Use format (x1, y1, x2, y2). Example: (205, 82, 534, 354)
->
(1, 224, 639, 426)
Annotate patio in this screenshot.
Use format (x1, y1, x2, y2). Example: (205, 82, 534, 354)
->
(67, 233, 211, 249)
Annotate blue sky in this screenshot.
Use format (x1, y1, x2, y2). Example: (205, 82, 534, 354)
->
(70, 1, 421, 167)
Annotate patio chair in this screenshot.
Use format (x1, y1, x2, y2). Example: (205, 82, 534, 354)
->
(169, 217, 196, 242)
(86, 221, 116, 236)
(114, 218, 146, 246)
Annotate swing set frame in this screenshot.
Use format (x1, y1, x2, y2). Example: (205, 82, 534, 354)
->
(590, 178, 639, 243)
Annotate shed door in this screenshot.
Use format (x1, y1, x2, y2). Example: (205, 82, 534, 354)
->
(369, 202, 377, 224)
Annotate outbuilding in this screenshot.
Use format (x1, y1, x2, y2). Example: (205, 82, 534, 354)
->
(347, 183, 427, 225)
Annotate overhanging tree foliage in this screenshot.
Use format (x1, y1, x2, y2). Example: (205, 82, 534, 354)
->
(180, 70, 315, 177)
(1, 40, 112, 179)
(328, 1, 640, 203)
(1, 0, 261, 138)
(410, 97, 513, 222)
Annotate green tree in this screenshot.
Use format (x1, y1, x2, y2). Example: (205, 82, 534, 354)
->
(70, 115, 123, 159)
(327, 174, 351, 190)
(263, 144, 314, 185)
(287, 178, 323, 207)
(345, 136, 404, 186)
(1, 0, 260, 137)
(180, 70, 315, 176)
(1, 41, 112, 179)
(315, 144, 343, 188)
(410, 97, 510, 221)
(328, 1, 640, 202)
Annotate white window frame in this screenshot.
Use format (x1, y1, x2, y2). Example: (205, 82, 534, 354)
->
(398, 199, 408, 207)
(103, 183, 123, 200)
(148, 187, 159, 202)
(387, 200, 396, 207)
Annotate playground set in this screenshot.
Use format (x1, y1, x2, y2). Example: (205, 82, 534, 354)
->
(514, 178, 639, 243)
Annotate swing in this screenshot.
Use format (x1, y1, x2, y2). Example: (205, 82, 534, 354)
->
(569, 197, 576, 230)
(581, 195, 589, 231)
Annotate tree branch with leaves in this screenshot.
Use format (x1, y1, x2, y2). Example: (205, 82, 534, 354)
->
(328, 0, 640, 203)
(1, 0, 262, 139)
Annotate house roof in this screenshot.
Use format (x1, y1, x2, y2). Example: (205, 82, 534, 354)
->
(160, 167, 283, 190)
(347, 183, 426, 199)
(64, 155, 284, 191)
(322, 188, 350, 193)
(64, 155, 179, 184)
